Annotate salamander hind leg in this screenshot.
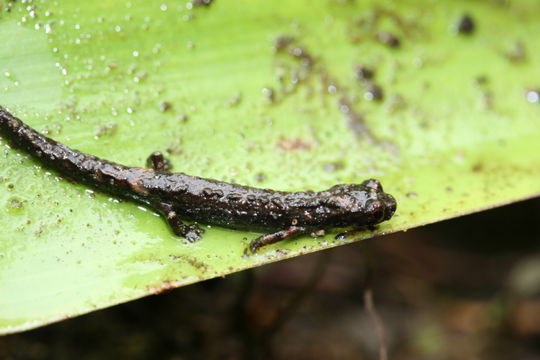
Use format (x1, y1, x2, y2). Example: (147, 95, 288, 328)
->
(246, 226, 308, 255)
(159, 203, 204, 242)
(146, 151, 172, 173)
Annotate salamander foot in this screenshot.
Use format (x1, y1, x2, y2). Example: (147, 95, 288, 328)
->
(159, 203, 205, 242)
(246, 226, 307, 255)
(168, 214, 204, 242)
(181, 224, 205, 242)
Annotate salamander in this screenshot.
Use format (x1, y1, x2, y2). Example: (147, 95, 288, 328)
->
(0, 108, 396, 253)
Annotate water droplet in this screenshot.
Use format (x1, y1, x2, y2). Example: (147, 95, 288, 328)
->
(526, 89, 540, 104)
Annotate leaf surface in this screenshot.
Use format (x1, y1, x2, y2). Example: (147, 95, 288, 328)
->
(1, 0, 539, 334)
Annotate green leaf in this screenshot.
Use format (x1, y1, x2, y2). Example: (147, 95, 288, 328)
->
(1, 0, 539, 334)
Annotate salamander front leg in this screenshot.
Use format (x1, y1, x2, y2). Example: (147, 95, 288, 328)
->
(146, 151, 172, 173)
(167, 214, 205, 242)
(159, 203, 204, 242)
(247, 226, 308, 254)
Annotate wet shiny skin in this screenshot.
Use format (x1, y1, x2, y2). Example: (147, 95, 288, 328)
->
(0, 108, 397, 253)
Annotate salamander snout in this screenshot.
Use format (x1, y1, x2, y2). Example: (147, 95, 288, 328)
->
(375, 192, 396, 221)
(362, 179, 396, 223)
(361, 193, 396, 224)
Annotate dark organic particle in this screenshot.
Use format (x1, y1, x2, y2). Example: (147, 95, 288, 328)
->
(6, 196, 24, 210)
(4, 0, 16, 13)
(289, 45, 314, 67)
(471, 163, 483, 172)
(505, 41, 527, 63)
(191, 0, 214, 7)
(272, 36, 317, 103)
(95, 123, 118, 138)
(160, 102, 172, 112)
(376, 32, 400, 48)
(338, 98, 376, 143)
(455, 14, 475, 35)
(364, 83, 384, 101)
(355, 65, 375, 81)
(474, 76, 489, 86)
(261, 87, 275, 103)
(274, 35, 314, 68)
(254, 173, 267, 183)
(274, 36, 295, 52)
(0, 109, 396, 254)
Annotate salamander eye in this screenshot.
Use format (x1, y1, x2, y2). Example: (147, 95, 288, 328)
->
(362, 179, 383, 193)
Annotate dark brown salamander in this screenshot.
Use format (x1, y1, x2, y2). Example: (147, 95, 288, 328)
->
(0, 108, 396, 253)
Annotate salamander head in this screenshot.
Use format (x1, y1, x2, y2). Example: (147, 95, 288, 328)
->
(324, 179, 396, 226)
